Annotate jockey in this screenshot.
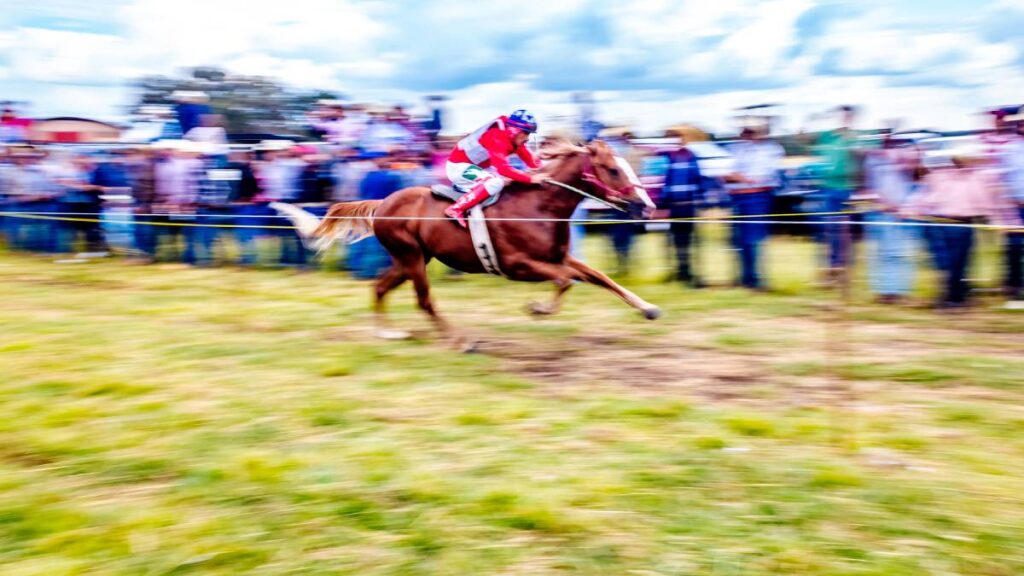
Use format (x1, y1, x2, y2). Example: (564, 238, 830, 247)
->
(444, 109, 545, 227)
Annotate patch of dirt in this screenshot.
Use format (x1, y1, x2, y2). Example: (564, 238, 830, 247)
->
(479, 332, 776, 403)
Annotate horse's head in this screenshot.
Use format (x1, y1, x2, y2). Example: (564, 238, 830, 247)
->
(541, 138, 655, 219)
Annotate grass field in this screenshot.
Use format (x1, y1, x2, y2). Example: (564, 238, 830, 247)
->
(0, 231, 1022, 575)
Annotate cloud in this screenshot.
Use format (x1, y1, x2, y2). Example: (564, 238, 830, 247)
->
(2, 0, 1020, 133)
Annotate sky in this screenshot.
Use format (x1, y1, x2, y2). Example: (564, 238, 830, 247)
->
(0, 0, 1022, 134)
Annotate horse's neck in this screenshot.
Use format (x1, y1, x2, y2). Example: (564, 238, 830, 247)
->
(534, 156, 586, 220)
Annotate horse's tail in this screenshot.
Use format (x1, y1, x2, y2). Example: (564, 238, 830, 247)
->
(270, 200, 381, 253)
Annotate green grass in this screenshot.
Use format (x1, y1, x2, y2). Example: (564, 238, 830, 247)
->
(0, 231, 1021, 575)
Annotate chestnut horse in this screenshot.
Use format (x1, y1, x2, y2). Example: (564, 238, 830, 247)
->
(274, 139, 661, 348)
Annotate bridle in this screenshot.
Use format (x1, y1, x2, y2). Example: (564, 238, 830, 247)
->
(579, 151, 635, 203)
(541, 149, 633, 212)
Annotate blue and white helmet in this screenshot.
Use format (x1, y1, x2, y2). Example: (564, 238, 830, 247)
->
(506, 109, 538, 133)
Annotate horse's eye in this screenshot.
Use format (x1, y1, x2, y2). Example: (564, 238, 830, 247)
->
(608, 168, 620, 177)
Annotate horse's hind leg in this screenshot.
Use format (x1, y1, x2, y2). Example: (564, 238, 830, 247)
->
(565, 256, 662, 320)
(373, 266, 409, 339)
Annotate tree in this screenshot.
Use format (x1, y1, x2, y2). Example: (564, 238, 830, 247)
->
(130, 67, 343, 136)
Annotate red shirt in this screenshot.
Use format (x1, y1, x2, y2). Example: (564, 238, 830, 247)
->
(448, 124, 539, 183)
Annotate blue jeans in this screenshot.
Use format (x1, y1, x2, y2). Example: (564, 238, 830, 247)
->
(816, 188, 852, 268)
(4, 200, 60, 252)
(134, 214, 196, 263)
(730, 191, 772, 288)
(233, 203, 279, 267)
(937, 224, 974, 304)
(569, 206, 587, 260)
(192, 206, 235, 266)
(1005, 206, 1024, 297)
(866, 212, 917, 296)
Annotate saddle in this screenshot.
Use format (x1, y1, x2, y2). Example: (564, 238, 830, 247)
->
(430, 184, 501, 208)
(429, 185, 503, 276)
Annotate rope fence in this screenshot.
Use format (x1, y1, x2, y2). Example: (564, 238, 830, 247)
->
(1, 209, 1021, 231)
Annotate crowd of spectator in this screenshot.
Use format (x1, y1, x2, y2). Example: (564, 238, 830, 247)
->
(1, 98, 1023, 311)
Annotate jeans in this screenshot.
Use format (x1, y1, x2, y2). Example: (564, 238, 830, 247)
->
(816, 188, 853, 268)
(607, 221, 639, 275)
(192, 206, 235, 266)
(59, 200, 107, 254)
(669, 220, 697, 283)
(937, 224, 975, 304)
(134, 214, 196, 263)
(866, 211, 917, 296)
(4, 200, 59, 252)
(233, 203, 272, 266)
(1005, 206, 1024, 298)
(730, 191, 772, 288)
(569, 206, 587, 261)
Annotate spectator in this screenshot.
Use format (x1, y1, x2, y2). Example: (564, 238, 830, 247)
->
(123, 147, 158, 263)
(982, 111, 1024, 307)
(336, 104, 369, 149)
(348, 151, 400, 279)
(724, 125, 784, 291)
(816, 105, 861, 283)
(599, 127, 644, 276)
(863, 136, 922, 303)
(905, 146, 1021, 309)
(311, 101, 347, 144)
(660, 128, 708, 287)
(0, 107, 31, 143)
(332, 148, 376, 202)
(2, 146, 58, 251)
(254, 143, 310, 268)
(361, 106, 415, 152)
(173, 91, 212, 136)
(152, 141, 203, 263)
(184, 114, 229, 156)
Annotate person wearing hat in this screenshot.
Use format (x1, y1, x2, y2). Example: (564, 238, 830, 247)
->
(173, 91, 212, 136)
(349, 150, 403, 279)
(862, 134, 924, 304)
(2, 145, 57, 251)
(815, 105, 861, 283)
(979, 107, 1024, 306)
(1004, 115, 1024, 306)
(904, 144, 1022, 309)
(724, 124, 784, 291)
(661, 127, 708, 287)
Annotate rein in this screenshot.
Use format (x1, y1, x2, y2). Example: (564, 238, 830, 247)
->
(543, 179, 623, 212)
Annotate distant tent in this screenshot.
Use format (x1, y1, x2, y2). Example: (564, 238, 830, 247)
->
(27, 117, 122, 144)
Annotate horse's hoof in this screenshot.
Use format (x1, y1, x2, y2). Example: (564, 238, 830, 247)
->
(642, 306, 663, 321)
(375, 329, 412, 340)
(528, 301, 554, 316)
(460, 340, 481, 354)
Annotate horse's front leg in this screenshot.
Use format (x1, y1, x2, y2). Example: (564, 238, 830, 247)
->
(565, 257, 662, 320)
(403, 255, 477, 351)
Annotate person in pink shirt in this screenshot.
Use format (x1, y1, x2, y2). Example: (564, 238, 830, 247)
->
(905, 148, 1021, 308)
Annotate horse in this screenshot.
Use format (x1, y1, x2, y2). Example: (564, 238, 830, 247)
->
(273, 139, 662, 349)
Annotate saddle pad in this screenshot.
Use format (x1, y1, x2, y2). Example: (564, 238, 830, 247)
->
(430, 184, 500, 208)
(467, 205, 503, 276)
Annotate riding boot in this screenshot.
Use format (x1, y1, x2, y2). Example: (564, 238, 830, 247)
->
(444, 183, 492, 228)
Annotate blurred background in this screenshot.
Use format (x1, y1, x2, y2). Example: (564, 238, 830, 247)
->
(1, 2, 1023, 574)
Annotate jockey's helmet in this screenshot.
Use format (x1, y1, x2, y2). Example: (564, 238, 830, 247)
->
(506, 109, 538, 133)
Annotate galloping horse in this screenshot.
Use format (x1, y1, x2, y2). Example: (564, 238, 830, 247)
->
(274, 139, 661, 348)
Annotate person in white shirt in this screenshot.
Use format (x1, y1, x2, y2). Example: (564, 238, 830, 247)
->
(184, 114, 228, 157)
(723, 126, 785, 290)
